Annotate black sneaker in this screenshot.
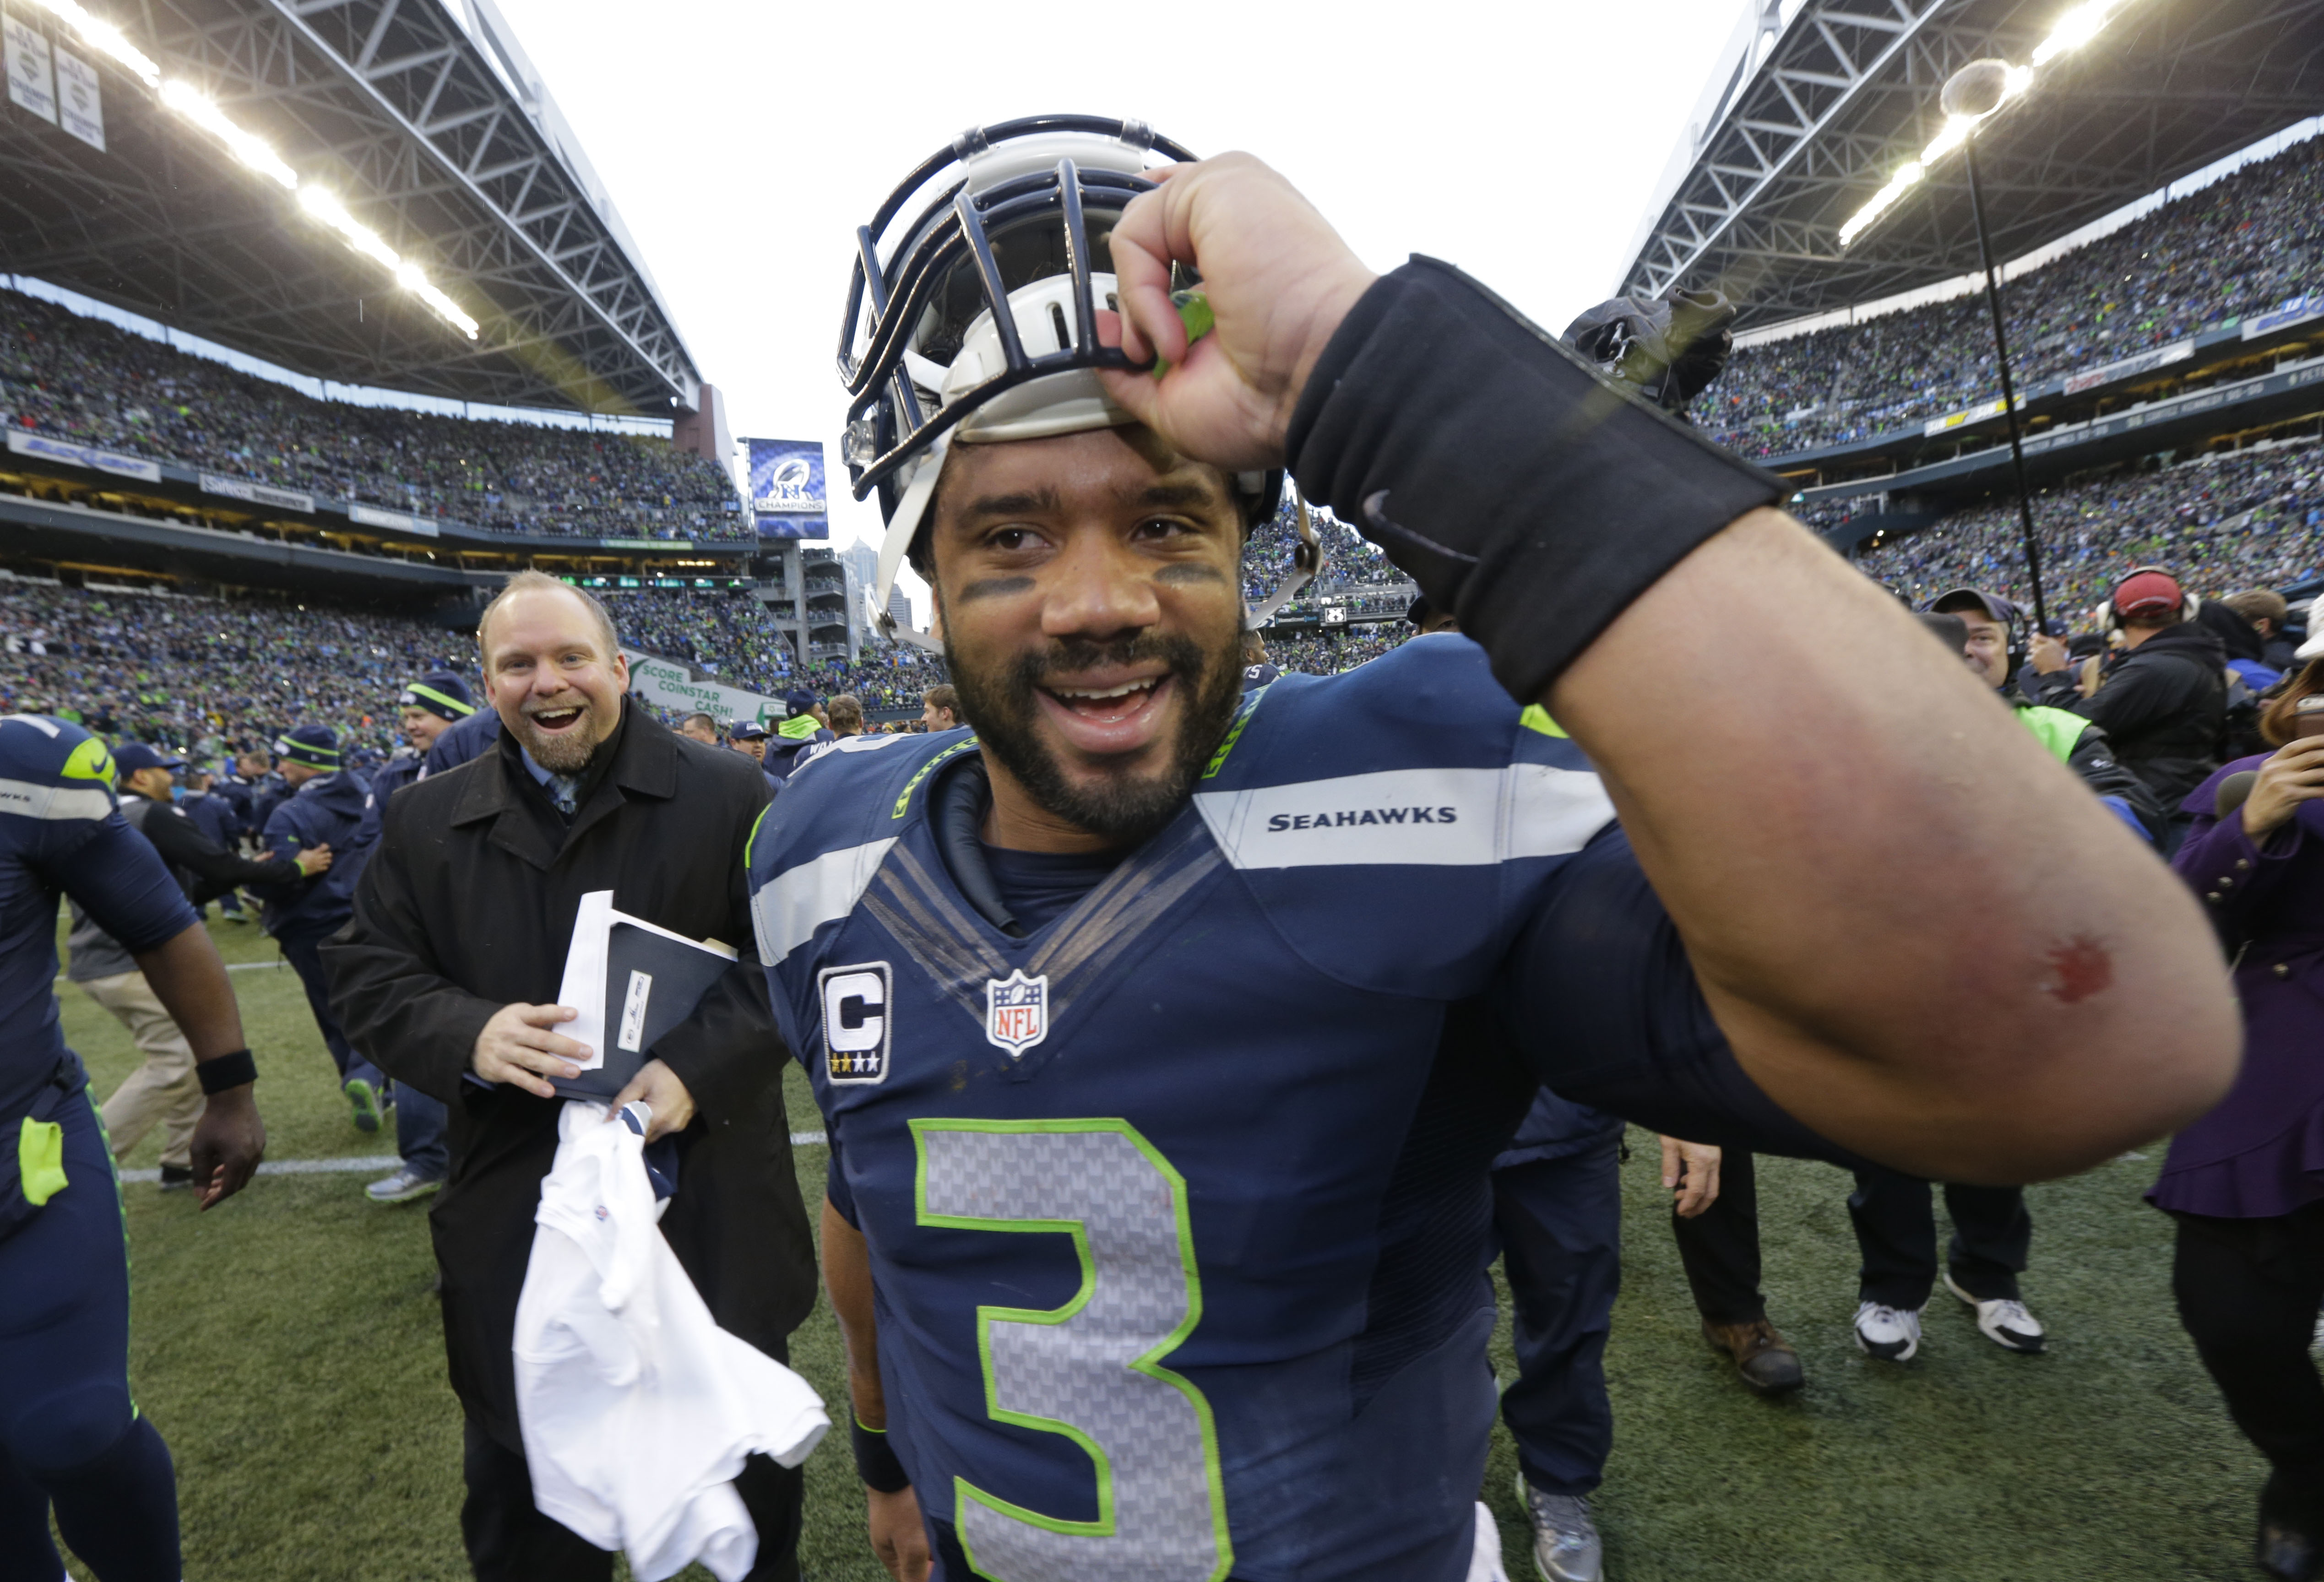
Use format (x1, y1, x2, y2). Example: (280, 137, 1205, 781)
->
(2261, 1475, 2324, 1581)
(157, 1164, 195, 1192)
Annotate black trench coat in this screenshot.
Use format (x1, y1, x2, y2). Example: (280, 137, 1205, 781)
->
(324, 702, 816, 1450)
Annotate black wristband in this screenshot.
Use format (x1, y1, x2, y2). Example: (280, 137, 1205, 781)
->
(1287, 257, 1785, 704)
(851, 1415, 910, 1493)
(195, 1049, 258, 1095)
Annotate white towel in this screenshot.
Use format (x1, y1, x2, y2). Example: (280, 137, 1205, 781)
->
(1466, 1500, 1511, 1582)
(514, 1102, 829, 1581)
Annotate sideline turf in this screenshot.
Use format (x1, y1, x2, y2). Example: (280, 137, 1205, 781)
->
(50, 916, 2264, 1579)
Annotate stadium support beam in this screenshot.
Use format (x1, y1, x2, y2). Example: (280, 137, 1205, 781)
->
(0, 0, 704, 415)
(1619, 0, 2324, 325)
(1629, 0, 1960, 303)
(250, 0, 698, 411)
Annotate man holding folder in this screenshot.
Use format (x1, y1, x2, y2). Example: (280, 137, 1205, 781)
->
(325, 570, 817, 1582)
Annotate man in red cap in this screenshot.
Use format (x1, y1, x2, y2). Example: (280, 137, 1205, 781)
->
(2030, 566, 2226, 852)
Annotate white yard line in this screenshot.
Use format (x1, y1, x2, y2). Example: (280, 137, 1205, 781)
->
(119, 1132, 830, 1185)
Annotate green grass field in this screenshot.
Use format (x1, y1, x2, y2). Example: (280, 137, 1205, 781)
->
(52, 913, 2270, 1580)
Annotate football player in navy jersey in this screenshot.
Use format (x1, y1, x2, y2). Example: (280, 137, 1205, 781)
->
(0, 714, 266, 1582)
(737, 121, 2237, 1582)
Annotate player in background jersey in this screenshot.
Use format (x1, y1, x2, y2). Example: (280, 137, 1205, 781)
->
(0, 714, 266, 1582)
(719, 123, 2237, 1582)
(1237, 632, 1280, 691)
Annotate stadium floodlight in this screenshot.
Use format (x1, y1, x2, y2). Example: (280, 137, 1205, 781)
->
(1836, 0, 2132, 249)
(25, 0, 482, 343)
(158, 81, 296, 191)
(19, 0, 158, 86)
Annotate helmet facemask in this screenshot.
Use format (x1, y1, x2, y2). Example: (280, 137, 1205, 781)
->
(837, 118, 1299, 648)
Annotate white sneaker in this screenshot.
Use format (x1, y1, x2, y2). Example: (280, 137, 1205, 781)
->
(1853, 1300, 1923, 1361)
(1943, 1272, 2046, 1353)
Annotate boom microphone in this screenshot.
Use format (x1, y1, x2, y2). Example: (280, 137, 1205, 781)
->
(2215, 771, 2259, 820)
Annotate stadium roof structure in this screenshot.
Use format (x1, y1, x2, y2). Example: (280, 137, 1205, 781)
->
(0, 0, 701, 415)
(1616, 0, 2324, 329)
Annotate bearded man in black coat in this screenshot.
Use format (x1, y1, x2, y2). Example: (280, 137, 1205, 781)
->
(325, 571, 815, 1582)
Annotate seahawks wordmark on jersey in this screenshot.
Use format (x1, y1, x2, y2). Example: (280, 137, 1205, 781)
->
(748, 638, 1631, 1582)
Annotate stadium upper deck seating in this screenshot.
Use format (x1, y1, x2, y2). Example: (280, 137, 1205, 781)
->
(0, 287, 749, 542)
(1704, 135, 2324, 462)
(1854, 441, 2324, 617)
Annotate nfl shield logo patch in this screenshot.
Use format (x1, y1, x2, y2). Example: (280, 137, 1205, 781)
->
(984, 969, 1049, 1057)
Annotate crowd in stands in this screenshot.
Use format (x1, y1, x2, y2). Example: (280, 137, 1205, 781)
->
(1241, 499, 1412, 607)
(1857, 441, 2324, 618)
(0, 581, 475, 761)
(1702, 134, 2324, 460)
(0, 286, 749, 542)
(600, 589, 798, 688)
(1257, 626, 1406, 675)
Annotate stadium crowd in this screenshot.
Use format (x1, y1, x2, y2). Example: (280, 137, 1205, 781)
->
(1241, 498, 1412, 607)
(1857, 441, 2324, 617)
(0, 287, 750, 542)
(0, 580, 475, 762)
(1703, 133, 2324, 459)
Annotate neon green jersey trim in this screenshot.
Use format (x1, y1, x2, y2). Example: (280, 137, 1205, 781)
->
(1519, 704, 1568, 738)
(2015, 705, 2089, 765)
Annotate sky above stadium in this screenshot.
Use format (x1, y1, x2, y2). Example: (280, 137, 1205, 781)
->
(489, 0, 1750, 596)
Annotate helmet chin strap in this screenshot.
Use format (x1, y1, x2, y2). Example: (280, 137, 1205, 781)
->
(869, 437, 950, 652)
(1243, 488, 1322, 633)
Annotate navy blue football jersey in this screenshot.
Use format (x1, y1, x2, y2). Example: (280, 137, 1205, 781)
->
(749, 635, 1675, 1582)
(0, 716, 198, 1117)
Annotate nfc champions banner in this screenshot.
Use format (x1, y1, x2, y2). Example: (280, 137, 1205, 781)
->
(746, 437, 828, 539)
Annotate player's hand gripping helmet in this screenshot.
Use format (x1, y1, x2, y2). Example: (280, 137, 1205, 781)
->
(836, 115, 1316, 649)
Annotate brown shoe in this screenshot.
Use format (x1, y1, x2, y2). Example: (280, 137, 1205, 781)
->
(1702, 1317, 1805, 1396)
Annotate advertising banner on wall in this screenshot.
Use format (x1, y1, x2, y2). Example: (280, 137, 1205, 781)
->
(9, 427, 161, 482)
(348, 502, 440, 536)
(201, 473, 315, 513)
(2063, 337, 2194, 396)
(2246, 296, 2324, 342)
(622, 650, 790, 728)
(746, 437, 829, 539)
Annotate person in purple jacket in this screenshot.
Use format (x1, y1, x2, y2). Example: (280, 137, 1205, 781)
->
(2164, 658, 2324, 1582)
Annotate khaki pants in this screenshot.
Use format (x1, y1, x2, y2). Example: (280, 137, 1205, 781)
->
(80, 971, 202, 1170)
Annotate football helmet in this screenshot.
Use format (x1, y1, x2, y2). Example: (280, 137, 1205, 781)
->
(1560, 288, 1738, 417)
(836, 115, 1309, 647)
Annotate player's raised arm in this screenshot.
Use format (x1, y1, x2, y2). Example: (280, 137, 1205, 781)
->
(1102, 155, 2237, 1183)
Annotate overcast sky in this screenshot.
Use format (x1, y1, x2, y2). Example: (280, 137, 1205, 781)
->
(487, 0, 1751, 585)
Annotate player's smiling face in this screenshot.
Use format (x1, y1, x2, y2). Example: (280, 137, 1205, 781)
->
(928, 425, 1246, 851)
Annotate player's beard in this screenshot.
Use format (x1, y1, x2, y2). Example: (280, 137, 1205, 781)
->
(950, 624, 1242, 850)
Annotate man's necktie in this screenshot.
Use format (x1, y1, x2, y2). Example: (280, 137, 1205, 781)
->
(548, 774, 582, 818)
